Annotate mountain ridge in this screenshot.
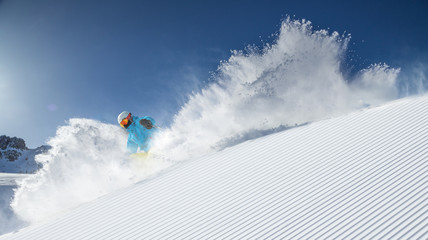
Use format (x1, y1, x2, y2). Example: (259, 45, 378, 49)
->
(0, 135, 49, 173)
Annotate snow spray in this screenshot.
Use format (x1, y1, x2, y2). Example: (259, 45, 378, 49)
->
(11, 119, 170, 224)
(152, 18, 400, 161)
(11, 18, 400, 226)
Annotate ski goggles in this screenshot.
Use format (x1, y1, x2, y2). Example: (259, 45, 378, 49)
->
(120, 113, 132, 128)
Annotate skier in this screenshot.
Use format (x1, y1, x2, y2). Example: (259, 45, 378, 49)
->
(117, 111, 157, 153)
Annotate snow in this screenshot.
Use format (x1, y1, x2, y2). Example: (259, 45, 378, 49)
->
(1, 94, 426, 239)
(150, 18, 402, 163)
(0, 174, 28, 235)
(4, 18, 407, 230)
(0, 173, 30, 186)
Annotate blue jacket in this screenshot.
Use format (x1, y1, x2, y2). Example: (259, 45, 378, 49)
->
(126, 116, 157, 153)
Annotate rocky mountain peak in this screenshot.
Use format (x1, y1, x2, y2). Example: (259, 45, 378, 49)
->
(0, 135, 27, 151)
(0, 135, 29, 162)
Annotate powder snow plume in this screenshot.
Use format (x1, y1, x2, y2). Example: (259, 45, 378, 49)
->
(152, 18, 400, 161)
(11, 119, 170, 224)
(10, 18, 403, 227)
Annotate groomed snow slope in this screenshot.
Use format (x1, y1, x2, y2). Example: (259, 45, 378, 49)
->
(2, 95, 427, 239)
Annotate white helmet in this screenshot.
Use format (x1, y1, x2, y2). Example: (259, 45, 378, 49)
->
(117, 111, 131, 125)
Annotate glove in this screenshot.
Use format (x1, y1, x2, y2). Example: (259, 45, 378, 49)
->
(140, 119, 153, 129)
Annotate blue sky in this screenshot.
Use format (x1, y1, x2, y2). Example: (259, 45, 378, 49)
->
(0, 0, 427, 148)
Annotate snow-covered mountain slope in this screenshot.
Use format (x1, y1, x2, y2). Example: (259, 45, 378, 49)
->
(2, 95, 427, 239)
(0, 136, 48, 173)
